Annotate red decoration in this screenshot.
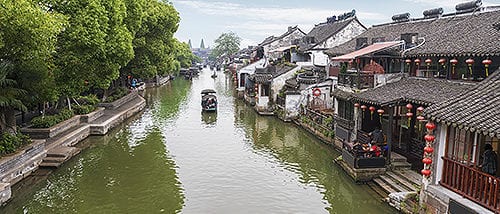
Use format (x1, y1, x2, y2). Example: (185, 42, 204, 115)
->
(450, 59, 458, 76)
(312, 88, 321, 97)
(377, 109, 384, 115)
(354, 103, 360, 108)
(483, 59, 492, 77)
(422, 158, 432, 165)
(417, 106, 424, 112)
(425, 58, 432, 65)
(369, 106, 376, 112)
(405, 59, 412, 64)
(421, 169, 431, 176)
(424, 147, 434, 154)
(414, 59, 421, 64)
(406, 103, 413, 110)
(360, 105, 367, 110)
(438, 58, 446, 65)
(424, 134, 435, 142)
(425, 122, 436, 131)
(465, 58, 475, 65)
(406, 112, 413, 117)
(450, 59, 458, 65)
(417, 115, 425, 121)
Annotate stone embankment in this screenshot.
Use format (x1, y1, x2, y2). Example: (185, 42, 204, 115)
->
(0, 91, 146, 205)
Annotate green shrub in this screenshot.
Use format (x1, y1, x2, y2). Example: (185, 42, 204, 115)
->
(73, 104, 96, 115)
(105, 87, 128, 103)
(78, 94, 100, 105)
(0, 132, 31, 155)
(30, 108, 74, 128)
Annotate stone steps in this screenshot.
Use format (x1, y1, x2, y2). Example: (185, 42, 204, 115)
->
(370, 168, 422, 212)
(386, 171, 418, 192)
(41, 146, 80, 168)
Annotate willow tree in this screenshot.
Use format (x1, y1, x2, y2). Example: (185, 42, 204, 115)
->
(0, 0, 65, 133)
(123, 0, 180, 79)
(48, 0, 134, 102)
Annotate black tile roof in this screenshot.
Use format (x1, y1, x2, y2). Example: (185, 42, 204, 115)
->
(299, 17, 365, 51)
(258, 26, 305, 47)
(251, 64, 297, 83)
(326, 8, 500, 57)
(336, 77, 473, 106)
(425, 68, 500, 138)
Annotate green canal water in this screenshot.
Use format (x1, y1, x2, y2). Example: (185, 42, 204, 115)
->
(1, 69, 395, 213)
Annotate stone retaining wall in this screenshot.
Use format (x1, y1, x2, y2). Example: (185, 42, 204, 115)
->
(80, 107, 105, 123)
(90, 96, 146, 135)
(97, 91, 137, 110)
(21, 115, 81, 139)
(0, 140, 45, 204)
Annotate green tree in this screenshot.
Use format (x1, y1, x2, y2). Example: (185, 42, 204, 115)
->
(0, 0, 65, 132)
(173, 39, 196, 69)
(210, 32, 241, 60)
(0, 62, 27, 134)
(48, 0, 134, 102)
(124, 0, 179, 79)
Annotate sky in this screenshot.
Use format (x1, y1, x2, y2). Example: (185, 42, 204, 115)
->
(171, 0, 500, 49)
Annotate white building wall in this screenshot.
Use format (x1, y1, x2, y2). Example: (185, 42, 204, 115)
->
(435, 124, 448, 185)
(270, 66, 302, 102)
(264, 29, 305, 58)
(285, 94, 302, 119)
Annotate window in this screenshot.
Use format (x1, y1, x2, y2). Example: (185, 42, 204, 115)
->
(338, 99, 354, 121)
(446, 127, 474, 164)
(260, 84, 270, 96)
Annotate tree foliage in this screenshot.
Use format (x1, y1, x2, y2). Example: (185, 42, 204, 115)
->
(210, 32, 241, 60)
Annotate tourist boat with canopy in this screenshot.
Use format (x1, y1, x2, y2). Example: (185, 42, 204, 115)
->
(201, 89, 217, 112)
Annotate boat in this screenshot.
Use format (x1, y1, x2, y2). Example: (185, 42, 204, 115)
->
(201, 89, 217, 112)
(211, 71, 217, 78)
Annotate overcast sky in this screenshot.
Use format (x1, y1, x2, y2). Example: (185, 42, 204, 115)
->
(171, 0, 500, 49)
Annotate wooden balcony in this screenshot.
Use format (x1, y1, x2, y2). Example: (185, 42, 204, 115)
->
(441, 157, 500, 212)
(338, 72, 374, 89)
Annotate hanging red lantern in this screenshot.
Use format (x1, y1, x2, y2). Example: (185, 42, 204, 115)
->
(466, 58, 474, 78)
(450, 58, 458, 76)
(425, 58, 432, 65)
(482, 59, 492, 77)
(406, 103, 413, 110)
(354, 103, 360, 108)
(417, 115, 425, 121)
(406, 112, 413, 126)
(417, 106, 424, 112)
(414, 59, 421, 65)
(360, 105, 367, 118)
(254, 84, 259, 93)
(377, 109, 384, 123)
(369, 106, 376, 120)
(424, 147, 434, 154)
(405, 59, 412, 64)
(425, 122, 436, 131)
(424, 134, 435, 142)
(421, 169, 431, 176)
(438, 58, 446, 65)
(422, 158, 433, 165)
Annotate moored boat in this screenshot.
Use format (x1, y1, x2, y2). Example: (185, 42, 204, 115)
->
(201, 89, 217, 112)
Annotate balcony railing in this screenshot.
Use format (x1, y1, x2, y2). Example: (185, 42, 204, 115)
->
(441, 157, 500, 212)
(334, 115, 354, 130)
(338, 72, 374, 89)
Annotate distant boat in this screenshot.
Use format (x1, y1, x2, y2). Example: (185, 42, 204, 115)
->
(211, 71, 217, 78)
(201, 89, 217, 112)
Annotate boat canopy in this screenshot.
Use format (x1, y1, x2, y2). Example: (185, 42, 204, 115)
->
(201, 89, 216, 94)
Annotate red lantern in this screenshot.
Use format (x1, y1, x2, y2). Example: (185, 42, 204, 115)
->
(354, 103, 360, 108)
(483, 59, 492, 77)
(405, 59, 412, 64)
(360, 105, 367, 110)
(450, 59, 458, 76)
(369, 106, 376, 120)
(466, 58, 474, 77)
(424, 134, 435, 142)
(421, 169, 432, 176)
(414, 59, 421, 65)
(406, 112, 413, 117)
(406, 103, 413, 110)
(425, 122, 436, 131)
(450, 59, 458, 65)
(424, 147, 434, 154)
(438, 58, 446, 65)
(422, 158, 433, 165)
(417, 106, 424, 112)
(417, 115, 425, 121)
(465, 58, 474, 65)
(425, 58, 432, 65)
(377, 109, 384, 115)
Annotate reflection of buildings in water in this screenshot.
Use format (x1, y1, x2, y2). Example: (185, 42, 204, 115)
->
(201, 112, 217, 125)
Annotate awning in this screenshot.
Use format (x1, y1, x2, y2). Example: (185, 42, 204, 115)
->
(269, 45, 296, 53)
(331, 41, 403, 61)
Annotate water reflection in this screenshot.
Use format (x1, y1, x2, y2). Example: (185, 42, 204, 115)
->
(201, 112, 217, 126)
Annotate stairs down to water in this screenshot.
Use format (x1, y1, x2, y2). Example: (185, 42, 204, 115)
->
(40, 145, 80, 168)
(368, 153, 422, 212)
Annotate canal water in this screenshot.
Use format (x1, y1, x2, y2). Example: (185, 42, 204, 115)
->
(1, 68, 394, 213)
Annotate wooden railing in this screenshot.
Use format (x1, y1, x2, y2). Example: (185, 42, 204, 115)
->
(334, 115, 354, 130)
(338, 73, 374, 89)
(441, 157, 500, 212)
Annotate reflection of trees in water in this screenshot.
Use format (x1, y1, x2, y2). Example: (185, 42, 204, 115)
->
(146, 79, 191, 123)
(13, 128, 184, 213)
(234, 101, 392, 214)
